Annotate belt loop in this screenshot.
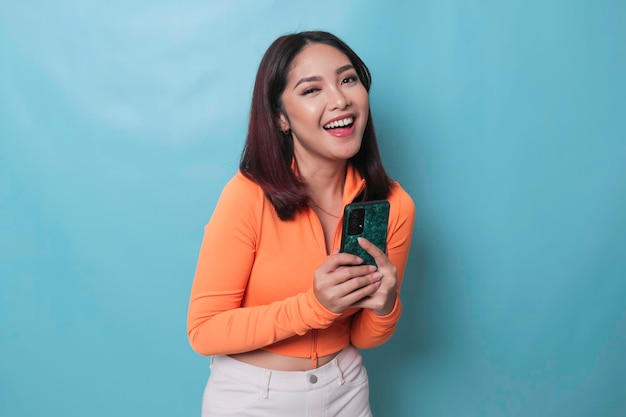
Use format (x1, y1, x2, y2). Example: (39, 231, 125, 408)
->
(333, 359, 345, 385)
(261, 371, 271, 399)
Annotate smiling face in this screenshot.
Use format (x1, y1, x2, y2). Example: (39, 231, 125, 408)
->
(278, 42, 370, 167)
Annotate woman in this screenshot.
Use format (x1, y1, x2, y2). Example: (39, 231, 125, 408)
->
(187, 30, 415, 416)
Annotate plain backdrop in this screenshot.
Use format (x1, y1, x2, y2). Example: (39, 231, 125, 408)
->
(1, 1, 625, 416)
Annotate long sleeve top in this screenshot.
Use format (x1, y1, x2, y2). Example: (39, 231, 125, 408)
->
(187, 164, 415, 363)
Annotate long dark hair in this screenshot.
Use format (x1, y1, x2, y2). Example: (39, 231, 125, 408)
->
(239, 30, 393, 220)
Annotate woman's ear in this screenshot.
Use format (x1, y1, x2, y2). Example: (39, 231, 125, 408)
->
(277, 113, 290, 134)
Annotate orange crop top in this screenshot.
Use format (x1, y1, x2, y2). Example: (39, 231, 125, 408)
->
(187, 164, 415, 363)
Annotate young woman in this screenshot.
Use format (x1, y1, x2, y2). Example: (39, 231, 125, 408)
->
(187, 30, 415, 417)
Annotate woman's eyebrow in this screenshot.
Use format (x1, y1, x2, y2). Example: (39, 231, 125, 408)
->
(336, 64, 354, 75)
(294, 76, 322, 89)
(293, 64, 355, 89)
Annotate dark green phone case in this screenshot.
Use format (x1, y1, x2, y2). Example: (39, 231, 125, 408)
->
(340, 200, 390, 267)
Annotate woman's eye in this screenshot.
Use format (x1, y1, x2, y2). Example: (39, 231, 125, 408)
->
(342, 75, 358, 84)
(302, 87, 320, 95)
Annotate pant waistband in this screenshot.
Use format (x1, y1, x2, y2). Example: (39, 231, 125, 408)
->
(210, 345, 360, 392)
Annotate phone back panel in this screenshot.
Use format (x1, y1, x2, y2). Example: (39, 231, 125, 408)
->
(340, 200, 390, 267)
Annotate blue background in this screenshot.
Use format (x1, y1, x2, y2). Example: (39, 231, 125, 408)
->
(1, 1, 625, 416)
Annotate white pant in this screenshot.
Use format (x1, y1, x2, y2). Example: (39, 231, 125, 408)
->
(201, 344, 373, 417)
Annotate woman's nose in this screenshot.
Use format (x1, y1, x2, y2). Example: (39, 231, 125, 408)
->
(327, 87, 350, 110)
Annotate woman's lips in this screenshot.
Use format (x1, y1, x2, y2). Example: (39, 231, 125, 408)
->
(325, 123, 356, 138)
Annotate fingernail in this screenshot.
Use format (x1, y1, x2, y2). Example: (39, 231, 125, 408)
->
(373, 272, 383, 280)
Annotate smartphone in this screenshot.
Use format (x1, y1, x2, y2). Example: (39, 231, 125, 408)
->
(340, 200, 390, 267)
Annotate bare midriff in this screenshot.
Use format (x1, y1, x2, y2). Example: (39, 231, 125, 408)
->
(230, 349, 340, 371)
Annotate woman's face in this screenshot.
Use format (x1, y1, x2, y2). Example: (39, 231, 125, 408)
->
(278, 43, 369, 166)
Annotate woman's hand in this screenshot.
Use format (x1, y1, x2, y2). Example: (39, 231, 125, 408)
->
(350, 237, 398, 316)
(313, 251, 383, 314)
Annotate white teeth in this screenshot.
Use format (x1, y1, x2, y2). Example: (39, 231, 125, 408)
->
(324, 117, 353, 129)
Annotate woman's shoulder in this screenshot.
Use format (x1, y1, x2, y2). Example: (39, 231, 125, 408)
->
(388, 181, 415, 217)
(216, 170, 266, 209)
(222, 170, 264, 196)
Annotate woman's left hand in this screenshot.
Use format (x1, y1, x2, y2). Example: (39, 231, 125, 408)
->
(350, 237, 398, 315)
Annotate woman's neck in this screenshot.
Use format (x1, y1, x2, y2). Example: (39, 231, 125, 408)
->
(297, 160, 346, 199)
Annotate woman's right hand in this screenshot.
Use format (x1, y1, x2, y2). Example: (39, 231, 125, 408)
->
(313, 251, 383, 314)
